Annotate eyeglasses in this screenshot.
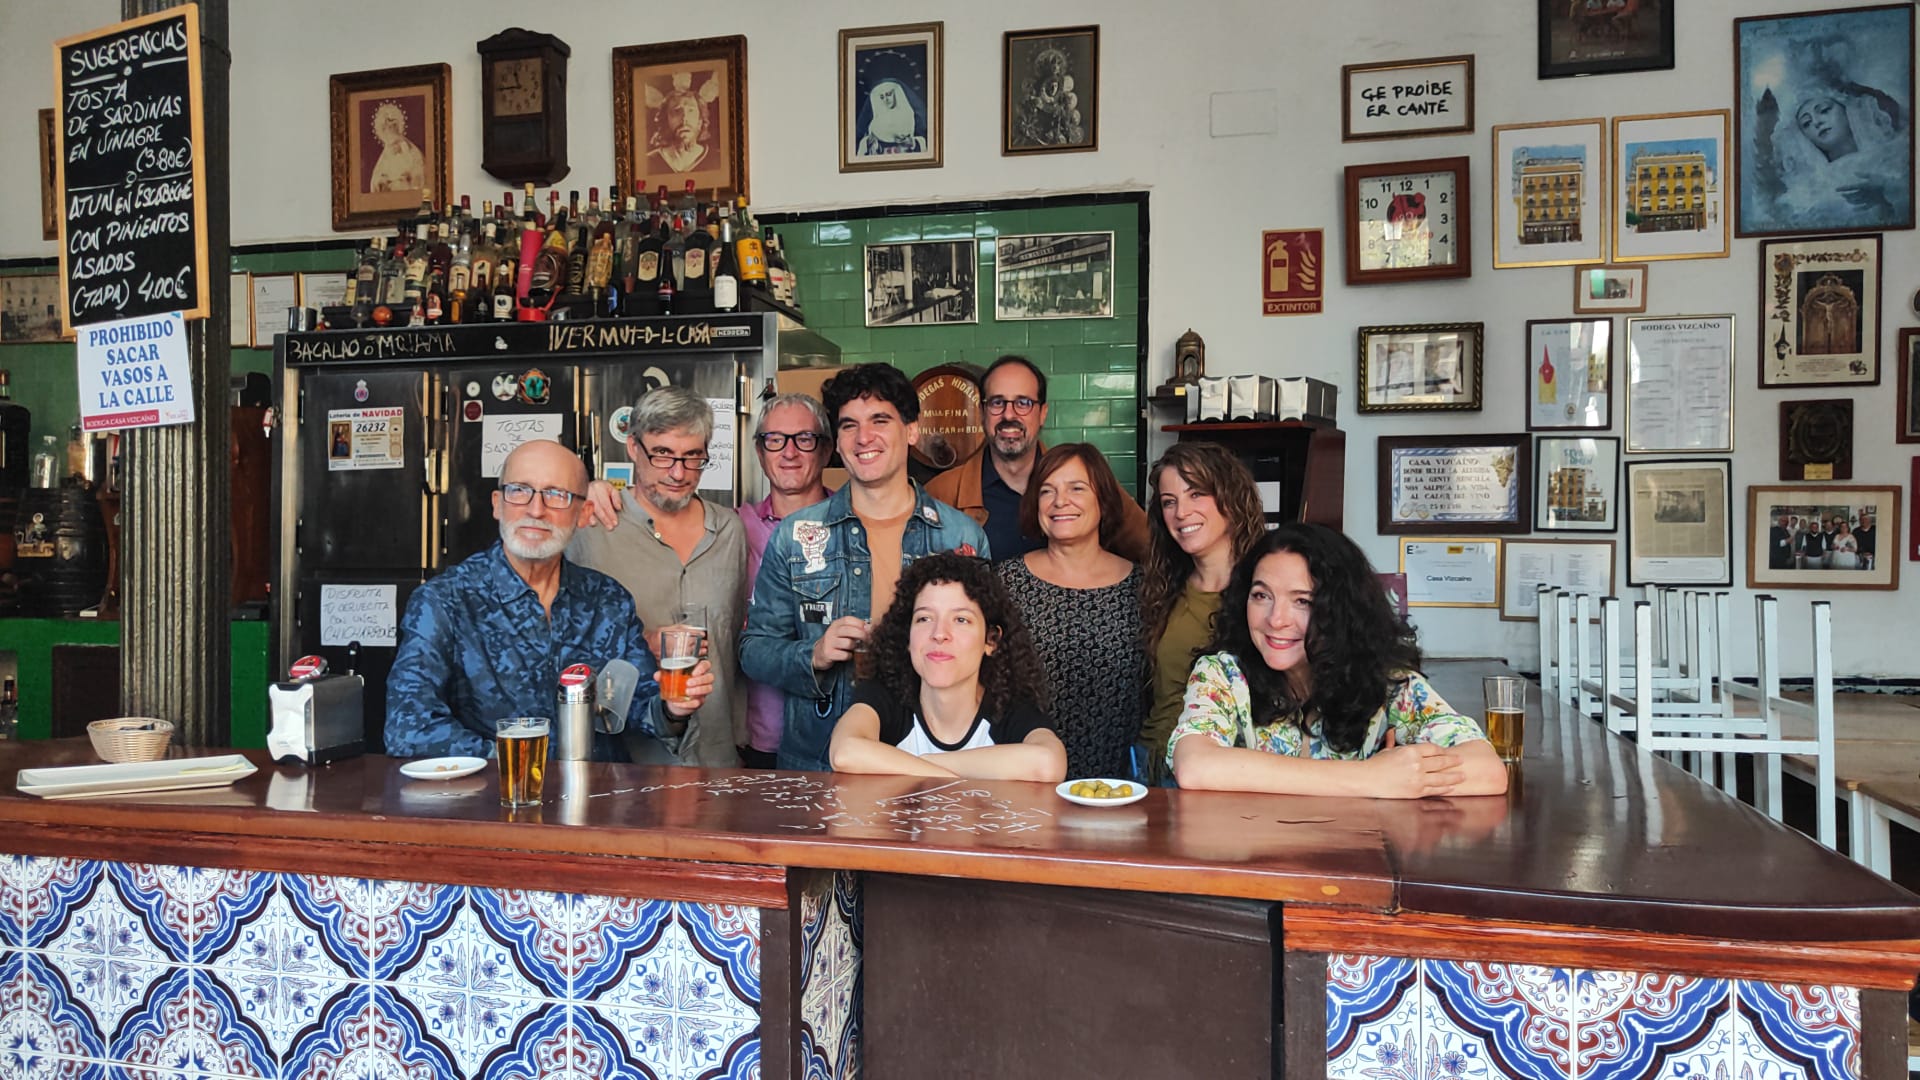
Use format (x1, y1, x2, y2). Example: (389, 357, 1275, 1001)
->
(643, 449, 713, 471)
(755, 431, 823, 452)
(984, 395, 1041, 416)
(500, 482, 582, 509)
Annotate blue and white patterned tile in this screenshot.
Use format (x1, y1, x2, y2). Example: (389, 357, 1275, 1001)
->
(390, 893, 546, 1076)
(42, 875, 173, 1039)
(189, 969, 279, 1078)
(797, 873, 860, 1080)
(204, 882, 354, 1065)
(1327, 955, 1421, 1080)
(1732, 981, 1860, 1080)
(105, 865, 235, 965)
(14, 858, 103, 951)
(679, 903, 761, 1010)
(278, 982, 368, 1080)
(107, 967, 211, 1075)
(281, 984, 459, 1080)
(1424, 960, 1569, 1079)
(280, 874, 459, 981)
(593, 916, 759, 1078)
(0, 853, 26, 948)
(14, 1055, 106, 1080)
(1575, 970, 1731, 1080)
(468, 886, 575, 999)
(1, 953, 111, 1074)
(565, 893, 673, 1001)
(477, 1002, 597, 1080)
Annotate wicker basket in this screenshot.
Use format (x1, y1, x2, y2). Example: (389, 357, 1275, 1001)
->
(87, 717, 174, 763)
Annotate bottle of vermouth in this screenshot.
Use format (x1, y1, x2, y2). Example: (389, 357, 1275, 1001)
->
(713, 204, 741, 313)
(402, 222, 431, 323)
(678, 206, 714, 313)
(587, 186, 617, 311)
(564, 190, 589, 298)
(630, 206, 666, 317)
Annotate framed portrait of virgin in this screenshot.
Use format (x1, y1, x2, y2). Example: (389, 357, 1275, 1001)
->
(328, 64, 451, 231)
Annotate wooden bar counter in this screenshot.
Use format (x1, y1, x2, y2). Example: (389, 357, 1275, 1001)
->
(1, 661, 1916, 1078)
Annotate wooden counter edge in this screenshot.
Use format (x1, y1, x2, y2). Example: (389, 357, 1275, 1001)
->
(1283, 906, 1920, 990)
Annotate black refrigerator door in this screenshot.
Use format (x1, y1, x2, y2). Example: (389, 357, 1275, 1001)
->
(583, 354, 743, 500)
(440, 364, 577, 566)
(292, 574, 425, 755)
(296, 370, 431, 570)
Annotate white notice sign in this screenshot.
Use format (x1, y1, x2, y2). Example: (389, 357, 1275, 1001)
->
(75, 312, 196, 432)
(706, 397, 737, 495)
(481, 413, 564, 478)
(326, 407, 405, 471)
(319, 583, 397, 648)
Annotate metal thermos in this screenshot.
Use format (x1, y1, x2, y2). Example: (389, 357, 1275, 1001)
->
(555, 663, 595, 761)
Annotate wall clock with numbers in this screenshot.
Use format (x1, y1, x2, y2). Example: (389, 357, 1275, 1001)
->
(1343, 156, 1472, 285)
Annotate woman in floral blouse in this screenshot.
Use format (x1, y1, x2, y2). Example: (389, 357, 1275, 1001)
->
(1167, 524, 1508, 798)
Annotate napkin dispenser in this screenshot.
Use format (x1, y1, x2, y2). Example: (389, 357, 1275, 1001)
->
(1228, 375, 1277, 421)
(1191, 376, 1231, 422)
(267, 655, 365, 766)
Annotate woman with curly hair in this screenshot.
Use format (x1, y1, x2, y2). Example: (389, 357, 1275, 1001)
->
(829, 553, 1066, 780)
(1169, 524, 1507, 798)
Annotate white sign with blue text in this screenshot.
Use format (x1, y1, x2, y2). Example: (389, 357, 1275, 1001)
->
(75, 311, 195, 431)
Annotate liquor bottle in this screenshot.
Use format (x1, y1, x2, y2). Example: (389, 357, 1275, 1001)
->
(375, 234, 407, 306)
(610, 194, 638, 314)
(0, 677, 16, 741)
(735, 197, 768, 289)
(447, 224, 473, 323)
(531, 205, 571, 300)
(766, 234, 794, 307)
(402, 222, 431, 323)
(0, 369, 30, 491)
(713, 207, 741, 313)
(679, 207, 714, 312)
(1537, 344, 1557, 405)
(631, 213, 665, 317)
(564, 191, 589, 297)
(346, 237, 380, 307)
(469, 222, 499, 322)
(424, 222, 453, 324)
(514, 182, 543, 308)
(415, 189, 436, 228)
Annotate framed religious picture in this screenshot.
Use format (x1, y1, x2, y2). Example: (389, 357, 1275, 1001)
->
(1537, 0, 1674, 79)
(1748, 484, 1900, 590)
(612, 36, 749, 204)
(1779, 399, 1853, 481)
(1758, 233, 1880, 387)
(1398, 538, 1501, 608)
(1341, 55, 1474, 142)
(328, 64, 452, 232)
(1491, 118, 1605, 269)
(1376, 434, 1531, 536)
(1625, 315, 1735, 453)
(1534, 436, 1621, 532)
(1525, 317, 1612, 431)
(38, 108, 57, 241)
(994, 233, 1113, 319)
(1342, 156, 1471, 285)
(864, 240, 976, 327)
(1734, 5, 1915, 237)
(1499, 539, 1617, 621)
(1002, 26, 1098, 155)
(1572, 262, 1648, 314)
(1356, 322, 1483, 413)
(1625, 458, 1733, 586)
(840, 22, 943, 172)
(1610, 111, 1731, 263)
(1900, 328, 1920, 444)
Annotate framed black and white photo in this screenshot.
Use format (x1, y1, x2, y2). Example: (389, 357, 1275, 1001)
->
(1626, 315, 1734, 453)
(1758, 233, 1880, 388)
(1002, 26, 1098, 155)
(1377, 434, 1530, 536)
(1625, 458, 1732, 586)
(1900, 328, 1920, 444)
(1534, 435, 1620, 532)
(1526, 317, 1611, 431)
(1357, 322, 1483, 413)
(0, 273, 63, 344)
(839, 22, 942, 172)
(864, 240, 976, 327)
(1499, 539, 1617, 621)
(994, 233, 1112, 320)
(1749, 484, 1900, 591)
(1341, 55, 1474, 142)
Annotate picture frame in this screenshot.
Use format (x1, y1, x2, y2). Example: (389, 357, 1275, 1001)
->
(1758, 233, 1881, 387)
(612, 35, 749, 205)
(1341, 55, 1474, 142)
(1911, 458, 1920, 562)
(840, 22, 943, 172)
(1002, 26, 1098, 155)
(1525, 317, 1612, 431)
(1535, 435, 1621, 532)
(1779, 399, 1853, 481)
(1376, 434, 1531, 536)
(1491, 118, 1605, 269)
(0, 273, 63, 344)
(1734, 5, 1915, 238)
(1343, 156, 1471, 285)
(38, 108, 57, 242)
(1357, 322, 1484, 413)
(994, 233, 1113, 320)
(1625, 458, 1733, 586)
(864, 240, 976, 327)
(1626, 315, 1735, 453)
(1398, 538, 1501, 608)
(1610, 111, 1731, 262)
(1899, 329, 1920, 444)
(1572, 263, 1648, 314)
(297, 271, 351, 310)
(1538, 0, 1675, 79)
(1499, 539, 1617, 621)
(328, 64, 451, 232)
(249, 272, 297, 350)
(1748, 484, 1900, 590)
(227, 273, 250, 349)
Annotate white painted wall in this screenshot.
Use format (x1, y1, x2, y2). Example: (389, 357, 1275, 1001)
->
(3, 0, 1914, 676)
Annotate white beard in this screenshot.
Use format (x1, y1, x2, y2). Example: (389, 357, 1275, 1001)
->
(501, 516, 572, 561)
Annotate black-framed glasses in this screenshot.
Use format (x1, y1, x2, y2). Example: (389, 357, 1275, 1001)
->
(985, 395, 1040, 416)
(500, 482, 583, 509)
(755, 431, 824, 452)
(643, 449, 713, 471)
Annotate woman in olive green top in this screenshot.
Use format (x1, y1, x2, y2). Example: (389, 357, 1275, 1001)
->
(1137, 442, 1267, 781)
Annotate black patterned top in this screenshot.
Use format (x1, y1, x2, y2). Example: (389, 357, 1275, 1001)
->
(996, 558, 1146, 779)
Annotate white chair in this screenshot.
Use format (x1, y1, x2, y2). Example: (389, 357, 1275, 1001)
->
(1536, 585, 1564, 699)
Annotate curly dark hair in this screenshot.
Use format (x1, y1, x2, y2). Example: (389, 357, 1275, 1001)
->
(1207, 523, 1423, 754)
(1016, 443, 1128, 551)
(822, 362, 920, 424)
(867, 552, 1051, 719)
(1139, 442, 1267, 657)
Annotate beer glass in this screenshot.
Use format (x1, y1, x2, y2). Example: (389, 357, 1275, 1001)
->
(658, 628, 700, 703)
(1482, 676, 1526, 764)
(496, 716, 550, 807)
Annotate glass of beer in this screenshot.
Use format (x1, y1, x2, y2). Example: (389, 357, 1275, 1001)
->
(496, 716, 550, 807)
(1482, 676, 1526, 764)
(658, 628, 700, 703)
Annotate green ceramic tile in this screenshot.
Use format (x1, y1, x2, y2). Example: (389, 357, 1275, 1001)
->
(1112, 287, 1139, 317)
(1049, 401, 1113, 428)
(919, 215, 978, 240)
(1083, 372, 1137, 398)
(869, 219, 922, 243)
(1050, 348, 1111, 375)
(1024, 320, 1082, 346)
(1108, 343, 1145, 372)
(816, 222, 854, 246)
(1083, 428, 1137, 453)
(1082, 319, 1133, 345)
(814, 272, 861, 303)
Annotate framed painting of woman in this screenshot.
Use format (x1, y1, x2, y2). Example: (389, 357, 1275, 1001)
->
(329, 64, 451, 232)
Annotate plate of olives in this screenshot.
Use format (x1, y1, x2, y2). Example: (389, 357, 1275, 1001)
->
(1056, 778, 1148, 807)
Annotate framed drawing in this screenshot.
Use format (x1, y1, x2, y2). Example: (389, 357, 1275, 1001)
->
(0, 273, 63, 344)
(1398, 538, 1501, 608)
(1341, 55, 1474, 142)
(864, 240, 976, 327)
(1538, 0, 1674, 79)
(1003, 26, 1098, 155)
(1779, 399, 1853, 481)
(1748, 484, 1900, 590)
(1525, 317, 1611, 431)
(1357, 322, 1483, 413)
(1735, 5, 1914, 237)
(328, 64, 451, 232)
(1491, 118, 1605, 268)
(38, 108, 57, 241)
(1900, 329, 1920, 444)
(994, 233, 1113, 320)
(612, 36, 749, 204)
(1343, 156, 1471, 285)
(1758, 233, 1880, 387)
(1626, 315, 1734, 453)
(840, 22, 943, 172)
(1499, 539, 1617, 621)
(1572, 263, 1648, 314)
(1611, 111, 1731, 262)
(1376, 434, 1531, 536)
(1625, 458, 1733, 586)
(1535, 436, 1621, 532)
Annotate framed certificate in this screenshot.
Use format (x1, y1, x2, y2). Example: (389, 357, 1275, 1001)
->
(1625, 458, 1733, 586)
(1399, 538, 1501, 608)
(248, 272, 298, 350)
(1626, 315, 1734, 453)
(1499, 539, 1617, 621)
(1534, 435, 1620, 532)
(1376, 434, 1531, 536)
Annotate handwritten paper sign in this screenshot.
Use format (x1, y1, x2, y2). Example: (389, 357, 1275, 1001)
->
(319, 583, 397, 648)
(481, 412, 563, 478)
(705, 397, 736, 495)
(1343, 55, 1475, 140)
(75, 311, 194, 431)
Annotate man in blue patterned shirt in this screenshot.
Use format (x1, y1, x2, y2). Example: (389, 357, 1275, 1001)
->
(385, 440, 714, 759)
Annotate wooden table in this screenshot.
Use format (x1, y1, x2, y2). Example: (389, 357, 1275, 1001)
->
(1776, 694, 1920, 880)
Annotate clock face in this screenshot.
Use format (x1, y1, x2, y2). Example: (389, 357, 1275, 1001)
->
(1355, 170, 1459, 272)
(491, 57, 544, 118)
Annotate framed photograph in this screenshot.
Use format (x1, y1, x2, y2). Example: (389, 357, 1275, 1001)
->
(1758, 233, 1880, 387)
(1491, 118, 1605, 268)
(1002, 26, 1098, 155)
(1626, 315, 1734, 453)
(1535, 436, 1621, 532)
(840, 22, 943, 172)
(1779, 399, 1853, 481)
(1611, 111, 1731, 263)
(1357, 322, 1483, 413)
(1376, 434, 1531, 536)
(1343, 156, 1471, 285)
(1572, 263, 1648, 314)
(1398, 538, 1501, 608)
(612, 36, 749, 204)
(1341, 55, 1474, 142)
(227, 273, 250, 349)
(0, 274, 62, 344)
(328, 64, 451, 232)
(1900, 329, 1920, 444)
(1749, 484, 1900, 590)
(865, 240, 976, 327)
(1538, 0, 1674, 79)
(1500, 539, 1617, 621)
(38, 108, 57, 241)
(1526, 318, 1612, 430)
(1625, 459, 1733, 586)
(994, 233, 1112, 320)
(298, 271, 351, 310)
(1735, 5, 1914, 237)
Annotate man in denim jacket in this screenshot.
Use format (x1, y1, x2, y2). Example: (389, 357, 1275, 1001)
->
(742, 364, 989, 771)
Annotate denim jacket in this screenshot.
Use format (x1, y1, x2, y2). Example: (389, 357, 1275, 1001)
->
(740, 482, 989, 770)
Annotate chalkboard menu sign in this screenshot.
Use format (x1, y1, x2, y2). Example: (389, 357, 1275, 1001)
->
(54, 6, 209, 333)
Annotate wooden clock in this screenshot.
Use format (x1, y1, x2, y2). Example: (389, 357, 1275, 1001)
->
(477, 28, 570, 184)
(1343, 156, 1472, 285)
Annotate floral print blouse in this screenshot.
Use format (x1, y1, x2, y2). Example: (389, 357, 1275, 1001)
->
(1165, 652, 1487, 769)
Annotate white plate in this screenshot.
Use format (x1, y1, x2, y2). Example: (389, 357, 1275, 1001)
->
(399, 756, 488, 781)
(16, 755, 258, 800)
(1055, 778, 1149, 807)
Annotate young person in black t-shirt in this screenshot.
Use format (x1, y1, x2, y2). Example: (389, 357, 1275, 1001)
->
(829, 553, 1066, 780)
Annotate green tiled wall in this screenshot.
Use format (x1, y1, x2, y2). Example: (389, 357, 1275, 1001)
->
(772, 203, 1144, 493)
